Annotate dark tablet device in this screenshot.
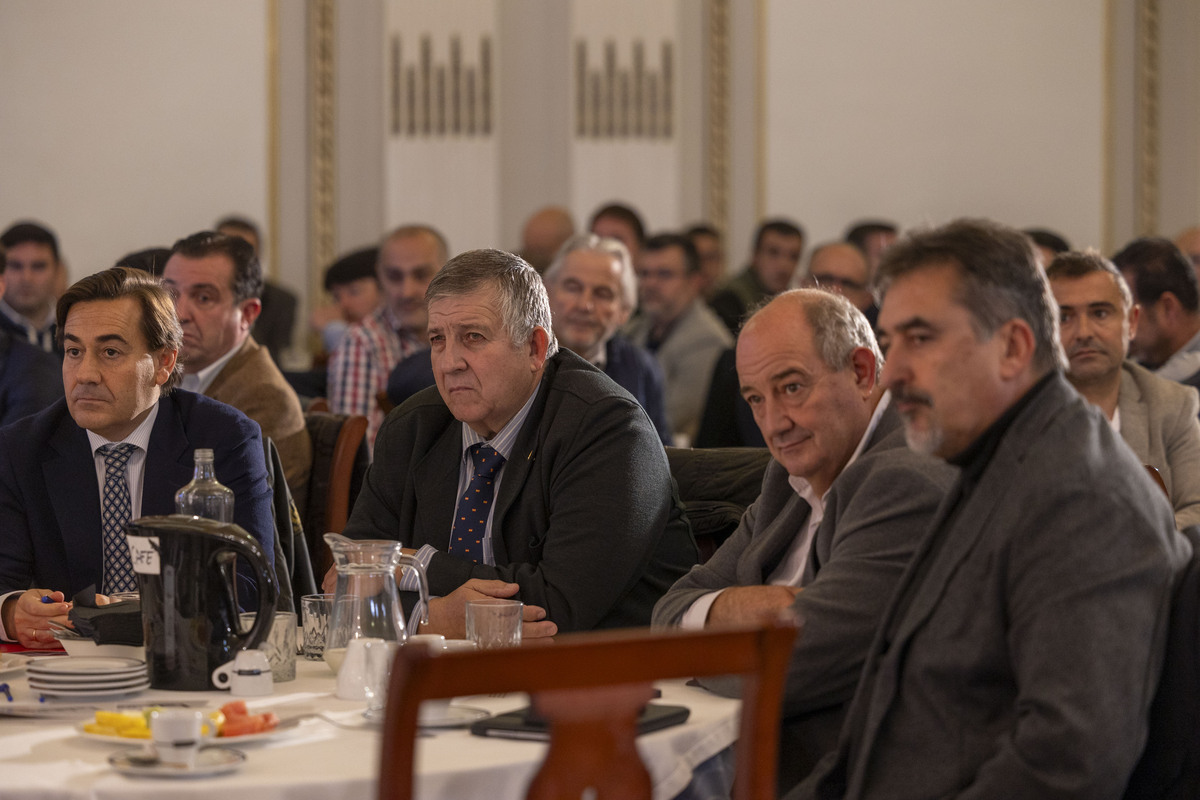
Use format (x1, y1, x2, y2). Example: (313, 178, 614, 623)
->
(469, 703, 690, 741)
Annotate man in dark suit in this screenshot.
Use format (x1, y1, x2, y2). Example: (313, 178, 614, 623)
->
(0, 267, 274, 649)
(0, 254, 62, 424)
(793, 219, 1191, 800)
(334, 249, 695, 639)
(0, 221, 64, 355)
(544, 233, 672, 443)
(654, 289, 954, 793)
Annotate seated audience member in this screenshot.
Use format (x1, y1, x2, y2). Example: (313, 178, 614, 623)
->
(1047, 251, 1200, 529)
(589, 202, 646, 264)
(654, 289, 954, 792)
(329, 224, 448, 449)
(710, 218, 805, 334)
(162, 231, 311, 500)
(1023, 226, 1072, 268)
(799, 242, 878, 326)
(626, 233, 732, 444)
(217, 215, 297, 366)
(1175, 225, 1200, 272)
(114, 247, 172, 275)
(519, 206, 575, 274)
(685, 223, 727, 301)
(0, 249, 62, 424)
(0, 221, 64, 355)
(843, 219, 897, 278)
(793, 218, 1190, 800)
(312, 246, 382, 355)
(0, 267, 274, 649)
(332, 249, 696, 637)
(544, 234, 672, 443)
(1113, 236, 1200, 384)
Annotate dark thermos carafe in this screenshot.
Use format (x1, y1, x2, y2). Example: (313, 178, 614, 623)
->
(125, 515, 277, 690)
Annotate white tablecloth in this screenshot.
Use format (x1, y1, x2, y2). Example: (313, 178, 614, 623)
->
(0, 655, 741, 800)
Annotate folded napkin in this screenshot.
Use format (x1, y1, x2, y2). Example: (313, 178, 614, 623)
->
(67, 586, 143, 646)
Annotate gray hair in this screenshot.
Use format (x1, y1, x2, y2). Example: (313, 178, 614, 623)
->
(876, 218, 1067, 373)
(543, 233, 638, 310)
(767, 289, 883, 379)
(1045, 250, 1134, 311)
(425, 249, 558, 357)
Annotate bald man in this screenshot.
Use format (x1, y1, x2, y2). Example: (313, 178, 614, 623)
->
(520, 206, 575, 274)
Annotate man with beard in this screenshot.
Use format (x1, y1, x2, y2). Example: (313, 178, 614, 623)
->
(1047, 250, 1200, 529)
(792, 218, 1189, 800)
(544, 234, 671, 443)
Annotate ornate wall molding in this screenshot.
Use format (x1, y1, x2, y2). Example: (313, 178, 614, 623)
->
(573, 38, 674, 139)
(389, 33, 493, 138)
(308, 0, 336, 281)
(267, 0, 280, 281)
(1137, 0, 1160, 235)
(706, 0, 729, 235)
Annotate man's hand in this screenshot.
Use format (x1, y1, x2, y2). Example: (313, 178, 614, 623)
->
(420, 579, 558, 640)
(3, 589, 71, 649)
(321, 564, 337, 594)
(706, 585, 801, 627)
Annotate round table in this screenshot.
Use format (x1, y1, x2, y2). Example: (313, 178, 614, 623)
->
(0, 654, 741, 799)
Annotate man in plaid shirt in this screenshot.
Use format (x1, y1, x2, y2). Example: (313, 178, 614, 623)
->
(328, 224, 448, 450)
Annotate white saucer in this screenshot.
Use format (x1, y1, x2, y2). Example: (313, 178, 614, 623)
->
(0, 654, 30, 677)
(419, 705, 490, 729)
(35, 680, 150, 698)
(28, 656, 145, 678)
(108, 745, 246, 778)
(28, 670, 147, 686)
(80, 718, 297, 745)
(31, 676, 150, 693)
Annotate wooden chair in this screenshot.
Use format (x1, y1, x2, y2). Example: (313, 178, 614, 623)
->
(303, 411, 369, 576)
(1146, 465, 1169, 499)
(307, 396, 331, 413)
(377, 620, 799, 800)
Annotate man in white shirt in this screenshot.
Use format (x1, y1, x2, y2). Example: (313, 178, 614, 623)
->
(1047, 250, 1200, 529)
(652, 289, 954, 794)
(0, 221, 63, 354)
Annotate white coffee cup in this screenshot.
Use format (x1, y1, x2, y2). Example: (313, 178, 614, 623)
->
(212, 649, 274, 696)
(406, 633, 446, 651)
(149, 709, 204, 769)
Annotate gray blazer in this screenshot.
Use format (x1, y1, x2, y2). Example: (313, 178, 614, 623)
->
(653, 403, 955, 785)
(626, 300, 733, 443)
(796, 374, 1192, 800)
(1117, 359, 1200, 529)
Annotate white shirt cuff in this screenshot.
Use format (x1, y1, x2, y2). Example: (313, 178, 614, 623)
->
(679, 590, 725, 630)
(0, 590, 24, 642)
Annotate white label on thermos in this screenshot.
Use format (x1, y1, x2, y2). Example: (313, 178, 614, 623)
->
(128, 536, 161, 574)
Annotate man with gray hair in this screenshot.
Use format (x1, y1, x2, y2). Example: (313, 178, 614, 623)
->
(544, 233, 671, 443)
(337, 249, 696, 639)
(653, 289, 954, 794)
(793, 218, 1190, 800)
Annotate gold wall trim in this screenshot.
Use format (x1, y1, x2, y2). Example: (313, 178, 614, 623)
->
(1103, 0, 1114, 254)
(754, 0, 765, 221)
(267, 0, 280, 281)
(706, 0, 729, 235)
(308, 0, 336, 284)
(1137, 0, 1160, 235)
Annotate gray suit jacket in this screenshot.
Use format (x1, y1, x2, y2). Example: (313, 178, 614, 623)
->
(653, 403, 955, 786)
(1117, 360, 1200, 529)
(796, 374, 1192, 800)
(626, 300, 733, 444)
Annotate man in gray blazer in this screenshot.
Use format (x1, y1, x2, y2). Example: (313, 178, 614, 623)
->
(1047, 251, 1200, 528)
(794, 219, 1191, 800)
(653, 289, 955, 793)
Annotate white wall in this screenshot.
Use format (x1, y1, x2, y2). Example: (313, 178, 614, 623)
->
(764, 0, 1106, 251)
(0, 0, 268, 278)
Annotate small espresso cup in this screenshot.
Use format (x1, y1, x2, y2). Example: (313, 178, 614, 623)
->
(465, 599, 523, 650)
(149, 709, 204, 768)
(212, 649, 274, 696)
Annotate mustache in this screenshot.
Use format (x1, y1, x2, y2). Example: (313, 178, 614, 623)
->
(1066, 338, 1101, 358)
(891, 386, 934, 408)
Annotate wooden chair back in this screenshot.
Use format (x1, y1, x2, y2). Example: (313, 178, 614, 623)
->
(377, 620, 798, 800)
(1146, 464, 1169, 499)
(303, 410, 368, 576)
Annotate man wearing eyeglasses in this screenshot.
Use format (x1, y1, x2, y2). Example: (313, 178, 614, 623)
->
(799, 242, 878, 327)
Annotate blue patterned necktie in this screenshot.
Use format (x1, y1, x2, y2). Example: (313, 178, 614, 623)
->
(99, 443, 138, 594)
(449, 444, 506, 564)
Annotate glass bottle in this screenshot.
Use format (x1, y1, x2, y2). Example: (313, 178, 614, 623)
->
(175, 448, 234, 522)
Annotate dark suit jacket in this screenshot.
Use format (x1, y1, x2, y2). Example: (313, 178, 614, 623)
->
(346, 349, 697, 631)
(0, 329, 63, 426)
(0, 391, 275, 599)
(795, 375, 1192, 800)
(654, 405, 955, 790)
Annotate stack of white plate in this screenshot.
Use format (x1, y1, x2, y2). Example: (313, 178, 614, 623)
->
(27, 656, 149, 698)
